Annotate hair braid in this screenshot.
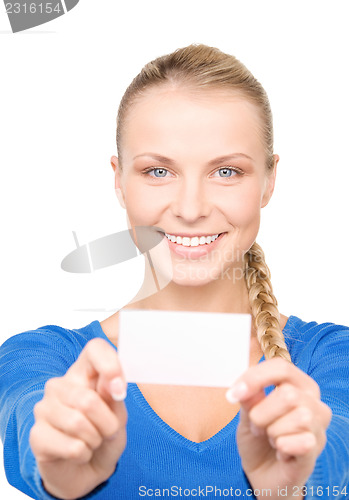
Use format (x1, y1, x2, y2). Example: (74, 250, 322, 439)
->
(244, 242, 292, 363)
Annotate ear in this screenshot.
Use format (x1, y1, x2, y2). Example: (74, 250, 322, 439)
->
(111, 155, 126, 209)
(261, 154, 279, 208)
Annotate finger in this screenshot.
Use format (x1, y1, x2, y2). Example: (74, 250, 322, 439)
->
(275, 431, 317, 458)
(236, 388, 266, 424)
(248, 384, 308, 429)
(66, 338, 127, 401)
(45, 379, 127, 440)
(30, 421, 93, 464)
(226, 358, 320, 405)
(34, 397, 103, 451)
(268, 412, 328, 457)
(266, 406, 314, 443)
(61, 384, 127, 439)
(250, 388, 332, 436)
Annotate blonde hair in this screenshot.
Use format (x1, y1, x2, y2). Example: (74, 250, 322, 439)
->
(116, 44, 291, 363)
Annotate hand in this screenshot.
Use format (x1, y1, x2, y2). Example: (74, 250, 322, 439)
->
(29, 338, 128, 500)
(226, 358, 332, 499)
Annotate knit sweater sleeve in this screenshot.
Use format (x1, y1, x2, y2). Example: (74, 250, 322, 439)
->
(294, 323, 349, 498)
(0, 326, 90, 499)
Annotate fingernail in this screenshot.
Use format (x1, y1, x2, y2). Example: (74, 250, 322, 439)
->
(110, 376, 127, 401)
(225, 381, 248, 403)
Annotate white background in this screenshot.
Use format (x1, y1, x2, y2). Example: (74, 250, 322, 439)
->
(1, 1, 348, 498)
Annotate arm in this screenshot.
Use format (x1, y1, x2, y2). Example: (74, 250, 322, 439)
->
(0, 328, 74, 499)
(0, 328, 127, 500)
(305, 328, 349, 496)
(225, 327, 349, 499)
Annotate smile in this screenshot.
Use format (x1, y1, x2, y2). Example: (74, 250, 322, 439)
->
(165, 233, 222, 247)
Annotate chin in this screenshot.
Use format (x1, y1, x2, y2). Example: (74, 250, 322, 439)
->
(171, 277, 214, 288)
(169, 264, 225, 287)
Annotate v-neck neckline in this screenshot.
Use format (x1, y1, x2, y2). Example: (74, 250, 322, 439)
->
(128, 381, 242, 452)
(90, 314, 295, 452)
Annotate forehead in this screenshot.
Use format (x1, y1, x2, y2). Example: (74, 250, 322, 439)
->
(121, 86, 266, 164)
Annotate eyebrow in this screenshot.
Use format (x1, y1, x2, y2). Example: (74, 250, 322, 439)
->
(133, 152, 255, 165)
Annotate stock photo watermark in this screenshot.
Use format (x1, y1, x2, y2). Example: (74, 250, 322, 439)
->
(61, 226, 268, 289)
(138, 484, 347, 497)
(4, 0, 79, 32)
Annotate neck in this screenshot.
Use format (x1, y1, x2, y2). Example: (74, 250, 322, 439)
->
(128, 259, 253, 316)
(124, 257, 262, 352)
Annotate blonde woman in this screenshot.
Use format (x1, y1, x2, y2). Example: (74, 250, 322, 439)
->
(1, 44, 348, 500)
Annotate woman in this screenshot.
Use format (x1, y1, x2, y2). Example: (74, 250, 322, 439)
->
(1, 44, 348, 500)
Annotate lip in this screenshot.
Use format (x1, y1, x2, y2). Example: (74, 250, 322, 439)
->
(161, 232, 224, 238)
(164, 232, 226, 259)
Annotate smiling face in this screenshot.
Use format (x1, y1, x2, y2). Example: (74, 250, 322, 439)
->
(112, 86, 278, 287)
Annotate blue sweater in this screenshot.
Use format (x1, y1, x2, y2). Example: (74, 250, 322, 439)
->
(0, 315, 348, 500)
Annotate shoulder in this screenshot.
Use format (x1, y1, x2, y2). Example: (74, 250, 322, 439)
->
(284, 314, 349, 341)
(283, 314, 349, 369)
(0, 320, 106, 363)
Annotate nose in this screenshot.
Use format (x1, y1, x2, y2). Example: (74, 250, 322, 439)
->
(171, 177, 211, 222)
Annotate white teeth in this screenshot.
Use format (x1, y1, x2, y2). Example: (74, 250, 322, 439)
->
(164, 233, 220, 246)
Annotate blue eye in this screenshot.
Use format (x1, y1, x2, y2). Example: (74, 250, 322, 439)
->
(220, 168, 232, 177)
(214, 167, 237, 178)
(145, 168, 169, 178)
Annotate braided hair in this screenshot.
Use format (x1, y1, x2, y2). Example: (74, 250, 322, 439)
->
(245, 242, 291, 362)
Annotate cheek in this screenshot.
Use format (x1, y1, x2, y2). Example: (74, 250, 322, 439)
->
(220, 185, 262, 257)
(124, 183, 163, 224)
(222, 182, 262, 226)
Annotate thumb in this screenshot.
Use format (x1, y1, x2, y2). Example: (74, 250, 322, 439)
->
(99, 374, 127, 404)
(240, 388, 265, 421)
(226, 379, 266, 426)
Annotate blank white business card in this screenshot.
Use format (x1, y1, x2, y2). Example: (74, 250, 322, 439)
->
(117, 309, 251, 387)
